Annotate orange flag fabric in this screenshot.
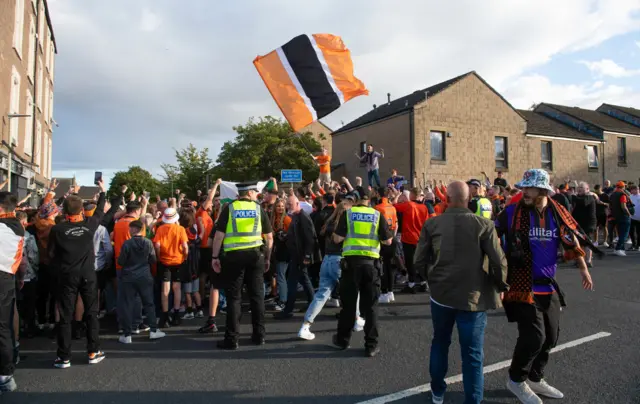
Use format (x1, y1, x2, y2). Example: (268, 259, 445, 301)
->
(254, 34, 368, 132)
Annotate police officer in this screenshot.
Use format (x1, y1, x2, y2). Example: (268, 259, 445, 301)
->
(210, 183, 273, 350)
(331, 191, 393, 357)
(467, 179, 492, 219)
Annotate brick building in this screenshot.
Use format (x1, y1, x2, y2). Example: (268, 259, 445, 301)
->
(301, 120, 332, 154)
(1, 0, 56, 202)
(331, 71, 640, 188)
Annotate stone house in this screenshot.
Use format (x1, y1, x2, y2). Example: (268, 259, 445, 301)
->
(331, 71, 640, 188)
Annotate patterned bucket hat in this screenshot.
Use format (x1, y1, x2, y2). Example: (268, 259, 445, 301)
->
(515, 169, 555, 195)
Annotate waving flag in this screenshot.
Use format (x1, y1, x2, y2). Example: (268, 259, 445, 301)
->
(254, 34, 368, 132)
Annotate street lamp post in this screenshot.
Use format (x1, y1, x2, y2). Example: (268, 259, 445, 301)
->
(6, 114, 32, 193)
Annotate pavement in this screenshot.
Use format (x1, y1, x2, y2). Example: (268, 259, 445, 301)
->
(5, 251, 640, 404)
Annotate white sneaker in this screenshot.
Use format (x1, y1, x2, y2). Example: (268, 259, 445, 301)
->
(528, 379, 564, 399)
(602, 242, 610, 248)
(389, 292, 395, 302)
(326, 298, 340, 308)
(183, 312, 194, 320)
(378, 293, 391, 304)
(353, 317, 365, 332)
(614, 250, 627, 257)
(298, 325, 316, 341)
(118, 335, 132, 344)
(150, 330, 166, 340)
(507, 379, 543, 404)
(431, 393, 444, 404)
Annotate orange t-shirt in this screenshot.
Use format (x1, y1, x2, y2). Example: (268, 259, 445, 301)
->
(113, 216, 146, 270)
(315, 155, 331, 174)
(394, 201, 428, 245)
(375, 198, 398, 232)
(153, 223, 188, 266)
(196, 208, 214, 248)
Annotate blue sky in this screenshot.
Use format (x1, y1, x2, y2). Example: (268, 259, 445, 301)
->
(47, 0, 640, 186)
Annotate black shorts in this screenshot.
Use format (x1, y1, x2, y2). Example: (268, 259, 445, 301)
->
(96, 269, 111, 290)
(199, 247, 212, 277)
(158, 264, 181, 283)
(597, 215, 607, 227)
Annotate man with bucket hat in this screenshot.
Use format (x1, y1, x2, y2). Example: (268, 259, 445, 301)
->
(495, 169, 598, 404)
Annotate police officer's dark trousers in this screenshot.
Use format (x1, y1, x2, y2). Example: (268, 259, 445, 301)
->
(56, 268, 100, 360)
(336, 257, 381, 349)
(222, 248, 265, 343)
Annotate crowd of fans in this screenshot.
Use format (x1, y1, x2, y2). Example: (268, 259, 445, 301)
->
(0, 165, 637, 398)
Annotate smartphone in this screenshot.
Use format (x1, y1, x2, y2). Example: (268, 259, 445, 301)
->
(144, 191, 150, 199)
(94, 171, 103, 185)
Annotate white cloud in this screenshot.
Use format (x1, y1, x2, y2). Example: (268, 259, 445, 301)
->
(579, 59, 640, 78)
(139, 8, 162, 32)
(46, 0, 640, 180)
(636, 40, 640, 49)
(502, 74, 640, 110)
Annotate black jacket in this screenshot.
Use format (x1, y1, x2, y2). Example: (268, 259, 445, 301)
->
(117, 236, 156, 279)
(49, 192, 106, 274)
(313, 206, 335, 255)
(286, 210, 321, 264)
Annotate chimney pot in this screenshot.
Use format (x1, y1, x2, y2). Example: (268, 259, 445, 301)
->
(387, 93, 391, 104)
(373, 104, 376, 109)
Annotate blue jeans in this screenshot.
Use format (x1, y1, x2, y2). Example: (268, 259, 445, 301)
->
(367, 169, 381, 188)
(616, 216, 631, 251)
(276, 261, 288, 302)
(304, 255, 341, 323)
(429, 301, 487, 404)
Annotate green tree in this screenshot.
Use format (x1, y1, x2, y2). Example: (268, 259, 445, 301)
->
(213, 116, 322, 181)
(161, 144, 215, 198)
(108, 166, 162, 198)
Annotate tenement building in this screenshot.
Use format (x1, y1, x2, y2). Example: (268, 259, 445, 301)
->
(331, 71, 640, 188)
(1, 0, 56, 201)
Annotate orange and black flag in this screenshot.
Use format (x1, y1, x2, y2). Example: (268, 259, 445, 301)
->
(254, 34, 368, 132)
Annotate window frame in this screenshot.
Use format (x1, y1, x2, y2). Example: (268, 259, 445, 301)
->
(24, 90, 34, 155)
(587, 145, 599, 169)
(36, 58, 43, 111)
(9, 66, 22, 146)
(430, 130, 446, 161)
(35, 121, 42, 174)
(13, 0, 25, 59)
(494, 136, 508, 169)
(43, 79, 50, 127)
(27, 16, 35, 83)
(617, 137, 627, 165)
(540, 141, 553, 171)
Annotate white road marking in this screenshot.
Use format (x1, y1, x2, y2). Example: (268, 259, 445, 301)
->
(354, 331, 612, 404)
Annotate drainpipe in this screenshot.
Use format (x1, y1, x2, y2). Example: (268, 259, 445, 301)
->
(601, 140, 606, 186)
(409, 110, 415, 187)
(30, 0, 42, 203)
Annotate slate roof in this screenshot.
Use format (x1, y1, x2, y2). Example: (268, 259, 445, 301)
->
(53, 178, 76, 200)
(541, 103, 640, 135)
(77, 186, 101, 201)
(333, 71, 474, 134)
(518, 110, 599, 141)
(600, 103, 640, 119)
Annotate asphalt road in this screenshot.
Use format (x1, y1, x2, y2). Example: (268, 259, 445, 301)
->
(5, 252, 640, 404)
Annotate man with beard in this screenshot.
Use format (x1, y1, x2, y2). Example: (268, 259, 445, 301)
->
(496, 169, 596, 404)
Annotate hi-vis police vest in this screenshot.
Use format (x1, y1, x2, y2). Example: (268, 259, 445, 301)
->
(474, 197, 493, 219)
(343, 206, 381, 259)
(223, 200, 263, 252)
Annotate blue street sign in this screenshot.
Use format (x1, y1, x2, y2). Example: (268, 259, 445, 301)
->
(281, 169, 303, 183)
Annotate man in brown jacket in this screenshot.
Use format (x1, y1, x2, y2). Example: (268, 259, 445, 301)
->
(414, 181, 508, 404)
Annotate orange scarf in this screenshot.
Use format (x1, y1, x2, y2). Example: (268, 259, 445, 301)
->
(66, 214, 85, 223)
(0, 212, 16, 219)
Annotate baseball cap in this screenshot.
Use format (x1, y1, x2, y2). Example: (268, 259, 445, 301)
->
(467, 179, 482, 188)
(616, 181, 626, 188)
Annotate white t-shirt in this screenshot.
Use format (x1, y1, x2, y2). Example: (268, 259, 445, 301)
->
(630, 194, 640, 221)
(299, 201, 313, 215)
